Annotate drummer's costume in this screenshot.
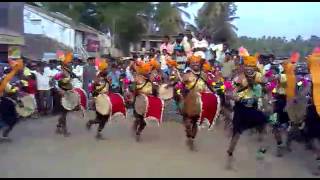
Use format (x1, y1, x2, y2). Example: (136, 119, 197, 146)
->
(132, 59, 164, 141)
(227, 54, 268, 158)
(55, 67, 74, 137)
(86, 60, 111, 139)
(0, 85, 20, 140)
(0, 59, 24, 140)
(269, 55, 302, 156)
(175, 55, 221, 150)
(303, 48, 320, 170)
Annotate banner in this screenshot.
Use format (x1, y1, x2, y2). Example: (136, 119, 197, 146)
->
(8, 46, 21, 59)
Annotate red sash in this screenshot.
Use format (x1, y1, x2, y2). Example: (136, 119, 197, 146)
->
(145, 95, 164, 125)
(107, 92, 126, 118)
(199, 92, 221, 129)
(73, 88, 88, 109)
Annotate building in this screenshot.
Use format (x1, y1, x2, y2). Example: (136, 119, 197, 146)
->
(0, 2, 25, 63)
(23, 4, 116, 60)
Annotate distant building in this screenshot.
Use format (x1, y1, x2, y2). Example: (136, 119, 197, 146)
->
(23, 4, 117, 60)
(0, 2, 25, 63)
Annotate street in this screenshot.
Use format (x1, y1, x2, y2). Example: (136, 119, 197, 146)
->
(0, 105, 318, 178)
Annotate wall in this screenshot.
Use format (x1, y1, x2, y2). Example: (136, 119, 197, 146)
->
(0, 2, 24, 37)
(23, 5, 75, 49)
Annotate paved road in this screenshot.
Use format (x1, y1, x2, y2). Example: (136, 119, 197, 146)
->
(0, 107, 318, 178)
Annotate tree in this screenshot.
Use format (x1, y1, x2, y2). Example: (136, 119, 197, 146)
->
(34, 2, 194, 54)
(196, 2, 239, 44)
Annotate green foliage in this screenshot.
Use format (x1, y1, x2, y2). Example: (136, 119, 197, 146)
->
(232, 35, 320, 57)
(197, 2, 239, 44)
(36, 2, 194, 54)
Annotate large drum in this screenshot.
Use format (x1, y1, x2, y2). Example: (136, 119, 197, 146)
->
(16, 94, 36, 117)
(134, 94, 164, 125)
(61, 88, 88, 111)
(183, 92, 221, 130)
(94, 92, 126, 119)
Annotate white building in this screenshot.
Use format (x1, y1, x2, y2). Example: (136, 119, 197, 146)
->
(23, 4, 115, 59)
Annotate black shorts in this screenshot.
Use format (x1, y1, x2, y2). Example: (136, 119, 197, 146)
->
(232, 102, 268, 135)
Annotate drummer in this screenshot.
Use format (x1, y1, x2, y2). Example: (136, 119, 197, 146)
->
(132, 59, 161, 141)
(55, 55, 74, 137)
(86, 60, 110, 140)
(0, 84, 20, 140)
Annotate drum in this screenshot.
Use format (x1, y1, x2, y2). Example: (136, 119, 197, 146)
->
(72, 88, 88, 110)
(158, 84, 174, 100)
(108, 92, 127, 119)
(134, 94, 164, 125)
(94, 92, 126, 118)
(16, 95, 36, 117)
(61, 90, 80, 111)
(95, 93, 111, 115)
(183, 92, 221, 130)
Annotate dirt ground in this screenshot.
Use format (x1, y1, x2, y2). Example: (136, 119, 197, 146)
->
(0, 107, 318, 178)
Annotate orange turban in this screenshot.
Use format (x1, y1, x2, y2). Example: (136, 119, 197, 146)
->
(166, 59, 178, 68)
(243, 55, 258, 67)
(188, 55, 201, 63)
(98, 59, 108, 72)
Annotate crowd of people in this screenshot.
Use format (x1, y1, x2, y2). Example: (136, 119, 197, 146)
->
(1, 30, 320, 175)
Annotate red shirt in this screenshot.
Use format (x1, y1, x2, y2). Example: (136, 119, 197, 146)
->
(27, 79, 37, 94)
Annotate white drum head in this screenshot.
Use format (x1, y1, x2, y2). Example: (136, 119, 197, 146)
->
(16, 95, 36, 117)
(134, 94, 147, 116)
(61, 91, 80, 111)
(95, 93, 111, 115)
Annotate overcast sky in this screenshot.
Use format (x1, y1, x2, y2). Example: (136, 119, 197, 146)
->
(181, 2, 320, 40)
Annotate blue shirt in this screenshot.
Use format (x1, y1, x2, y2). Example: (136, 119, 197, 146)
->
(108, 71, 121, 88)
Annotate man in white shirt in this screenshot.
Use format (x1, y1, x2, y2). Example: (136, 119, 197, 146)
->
(71, 58, 83, 88)
(193, 32, 208, 59)
(182, 32, 195, 58)
(34, 64, 52, 115)
(210, 42, 229, 65)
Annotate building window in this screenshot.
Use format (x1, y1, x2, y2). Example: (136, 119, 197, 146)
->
(150, 41, 158, 49)
(141, 41, 146, 48)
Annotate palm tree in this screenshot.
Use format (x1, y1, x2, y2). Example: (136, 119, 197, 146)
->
(197, 2, 239, 44)
(137, 2, 193, 35)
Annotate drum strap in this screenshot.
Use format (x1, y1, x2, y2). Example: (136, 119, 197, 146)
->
(188, 73, 215, 93)
(135, 79, 150, 91)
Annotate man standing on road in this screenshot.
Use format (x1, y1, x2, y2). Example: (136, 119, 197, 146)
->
(83, 57, 97, 96)
(34, 63, 51, 116)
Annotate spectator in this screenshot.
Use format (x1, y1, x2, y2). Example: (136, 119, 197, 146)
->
(210, 42, 229, 65)
(160, 35, 174, 55)
(34, 64, 52, 116)
(173, 37, 187, 71)
(160, 49, 170, 80)
(83, 57, 97, 96)
(182, 31, 194, 57)
(205, 35, 216, 64)
(71, 58, 83, 88)
(25, 73, 38, 117)
(221, 52, 236, 80)
(108, 64, 121, 93)
(193, 32, 208, 59)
